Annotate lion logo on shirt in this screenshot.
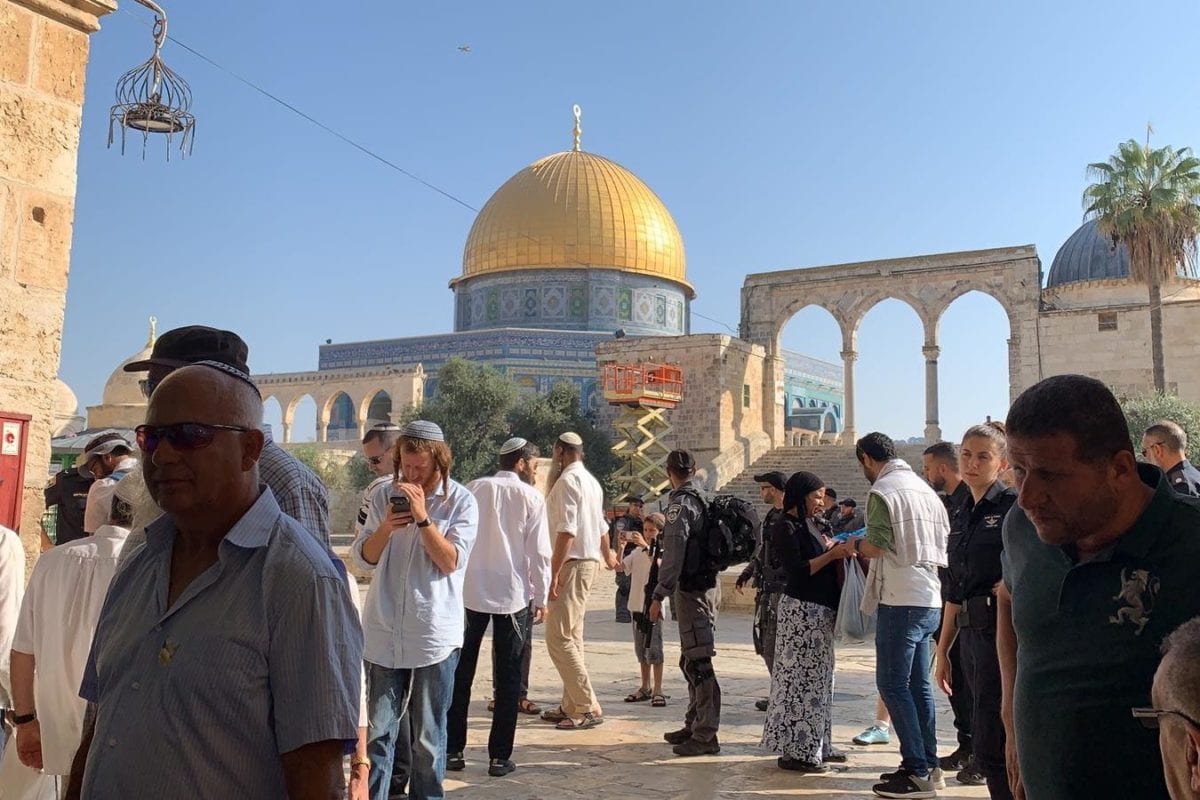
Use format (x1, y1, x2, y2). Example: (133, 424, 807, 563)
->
(1109, 568, 1160, 636)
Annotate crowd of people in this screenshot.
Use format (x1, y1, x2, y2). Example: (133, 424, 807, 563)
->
(0, 324, 1197, 800)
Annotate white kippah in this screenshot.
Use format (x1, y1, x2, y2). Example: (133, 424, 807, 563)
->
(402, 420, 444, 442)
(499, 437, 528, 455)
(558, 431, 583, 446)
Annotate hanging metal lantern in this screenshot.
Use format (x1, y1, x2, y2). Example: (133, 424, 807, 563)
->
(109, 0, 195, 160)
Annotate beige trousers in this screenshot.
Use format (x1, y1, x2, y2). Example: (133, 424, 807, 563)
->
(546, 559, 601, 716)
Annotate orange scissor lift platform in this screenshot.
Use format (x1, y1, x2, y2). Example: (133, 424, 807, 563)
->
(601, 363, 683, 501)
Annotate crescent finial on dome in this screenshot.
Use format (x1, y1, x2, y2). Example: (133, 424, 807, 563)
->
(147, 315, 158, 346)
(572, 104, 582, 152)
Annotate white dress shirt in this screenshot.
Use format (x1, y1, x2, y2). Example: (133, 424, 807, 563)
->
(0, 525, 24, 709)
(545, 461, 607, 562)
(463, 471, 551, 615)
(352, 478, 478, 669)
(83, 457, 138, 534)
(623, 546, 655, 613)
(9, 525, 127, 775)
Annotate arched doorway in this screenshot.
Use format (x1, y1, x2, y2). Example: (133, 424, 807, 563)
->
(262, 396, 284, 442)
(325, 392, 358, 442)
(854, 298, 925, 441)
(934, 290, 1013, 443)
(362, 390, 393, 429)
(779, 305, 845, 441)
(287, 395, 317, 443)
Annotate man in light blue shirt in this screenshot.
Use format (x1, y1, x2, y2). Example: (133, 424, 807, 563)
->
(353, 420, 478, 800)
(66, 362, 362, 800)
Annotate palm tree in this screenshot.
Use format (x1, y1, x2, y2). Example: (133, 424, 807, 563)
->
(1084, 134, 1200, 393)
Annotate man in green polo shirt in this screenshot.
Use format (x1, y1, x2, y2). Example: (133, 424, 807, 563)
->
(998, 374, 1200, 800)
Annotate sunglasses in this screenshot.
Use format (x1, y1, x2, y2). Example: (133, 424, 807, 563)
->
(1132, 707, 1200, 730)
(367, 455, 388, 466)
(135, 423, 252, 453)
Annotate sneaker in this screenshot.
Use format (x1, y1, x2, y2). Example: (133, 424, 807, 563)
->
(663, 728, 693, 745)
(672, 737, 720, 757)
(854, 725, 891, 745)
(872, 769, 937, 798)
(938, 745, 970, 771)
(879, 768, 943, 790)
(957, 762, 986, 786)
(755, 699, 769, 712)
(488, 758, 516, 777)
(446, 752, 465, 772)
(779, 757, 830, 773)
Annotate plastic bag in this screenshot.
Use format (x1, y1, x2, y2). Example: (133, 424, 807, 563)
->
(836, 557, 876, 641)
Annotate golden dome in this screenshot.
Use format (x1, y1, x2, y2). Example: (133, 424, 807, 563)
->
(457, 149, 692, 296)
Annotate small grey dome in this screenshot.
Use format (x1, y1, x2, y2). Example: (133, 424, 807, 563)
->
(1046, 220, 1130, 288)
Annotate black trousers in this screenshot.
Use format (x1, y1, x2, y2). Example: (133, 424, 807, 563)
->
(938, 612, 973, 751)
(448, 607, 530, 761)
(959, 625, 1012, 800)
(492, 602, 534, 699)
(615, 572, 632, 620)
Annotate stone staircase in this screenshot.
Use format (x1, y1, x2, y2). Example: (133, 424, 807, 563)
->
(716, 444, 930, 509)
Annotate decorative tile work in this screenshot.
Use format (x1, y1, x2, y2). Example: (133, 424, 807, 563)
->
(569, 286, 587, 320)
(523, 288, 539, 318)
(543, 286, 566, 318)
(471, 295, 485, 325)
(592, 285, 616, 318)
(634, 291, 654, 324)
(618, 287, 633, 321)
(655, 295, 667, 326)
(486, 289, 500, 322)
(667, 299, 682, 332)
(501, 289, 520, 319)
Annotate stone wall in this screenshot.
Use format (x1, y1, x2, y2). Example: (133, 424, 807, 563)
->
(1038, 293, 1200, 402)
(1, 0, 115, 561)
(595, 334, 771, 491)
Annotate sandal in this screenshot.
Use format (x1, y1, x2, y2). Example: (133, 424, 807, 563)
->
(651, 694, 667, 707)
(540, 706, 569, 723)
(518, 698, 542, 715)
(556, 712, 604, 730)
(624, 688, 652, 703)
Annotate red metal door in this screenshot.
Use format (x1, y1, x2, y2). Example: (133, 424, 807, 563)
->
(0, 412, 31, 530)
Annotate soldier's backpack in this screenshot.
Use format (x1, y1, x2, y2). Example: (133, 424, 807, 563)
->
(678, 491, 760, 591)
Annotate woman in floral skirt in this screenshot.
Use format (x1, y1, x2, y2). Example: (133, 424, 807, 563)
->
(761, 471, 855, 772)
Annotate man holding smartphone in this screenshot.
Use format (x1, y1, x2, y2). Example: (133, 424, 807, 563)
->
(352, 421, 479, 800)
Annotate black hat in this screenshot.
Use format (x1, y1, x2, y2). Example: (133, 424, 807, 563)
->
(753, 471, 786, 492)
(124, 325, 250, 373)
(839, 498, 858, 508)
(623, 495, 645, 506)
(824, 487, 838, 500)
(666, 449, 696, 474)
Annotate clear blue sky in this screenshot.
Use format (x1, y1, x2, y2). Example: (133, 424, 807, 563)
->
(61, 0, 1200, 443)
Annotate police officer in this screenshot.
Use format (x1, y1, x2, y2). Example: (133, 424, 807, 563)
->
(610, 495, 644, 623)
(736, 472, 787, 712)
(649, 450, 720, 757)
(1141, 420, 1200, 496)
(933, 422, 1018, 800)
(43, 465, 95, 546)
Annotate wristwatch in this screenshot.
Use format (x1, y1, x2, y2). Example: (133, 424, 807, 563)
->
(350, 755, 371, 771)
(11, 710, 37, 726)
(416, 518, 433, 528)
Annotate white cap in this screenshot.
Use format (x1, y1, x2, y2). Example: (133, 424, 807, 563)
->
(558, 432, 583, 446)
(499, 437, 528, 455)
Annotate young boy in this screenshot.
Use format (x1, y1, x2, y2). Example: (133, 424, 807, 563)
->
(622, 512, 667, 706)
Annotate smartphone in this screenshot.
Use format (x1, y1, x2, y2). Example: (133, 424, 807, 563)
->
(390, 495, 411, 515)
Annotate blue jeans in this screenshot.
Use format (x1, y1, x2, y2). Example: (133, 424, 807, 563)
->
(367, 652, 460, 800)
(875, 605, 941, 776)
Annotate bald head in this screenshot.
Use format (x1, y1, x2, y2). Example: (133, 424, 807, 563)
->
(1153, 617, 1200, 799)
(144, 364, 265, 525)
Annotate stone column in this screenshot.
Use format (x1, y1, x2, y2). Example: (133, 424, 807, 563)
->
(840, 349, 857, 444)
(280, 421, 291, 444)
(760, 351, 786, 448)
(923, 344, 941, 442)
(1, 0, 116, 561)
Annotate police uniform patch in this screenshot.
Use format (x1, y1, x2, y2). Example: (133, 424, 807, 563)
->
(666, 503, 682, 523)
(983, 514, 1002, 529)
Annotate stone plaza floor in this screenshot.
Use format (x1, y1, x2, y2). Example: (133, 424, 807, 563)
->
(431, 573, 990, 800)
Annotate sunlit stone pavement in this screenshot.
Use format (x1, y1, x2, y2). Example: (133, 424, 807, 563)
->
(415, 571, 990, 800)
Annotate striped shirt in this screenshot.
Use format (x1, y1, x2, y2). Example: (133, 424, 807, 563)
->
(117, 438, 331, 571)
(352, 478, 478, 668)
(80, 488, 361, 799)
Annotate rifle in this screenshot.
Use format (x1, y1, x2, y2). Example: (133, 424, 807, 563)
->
(640, 535, 664, 651)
